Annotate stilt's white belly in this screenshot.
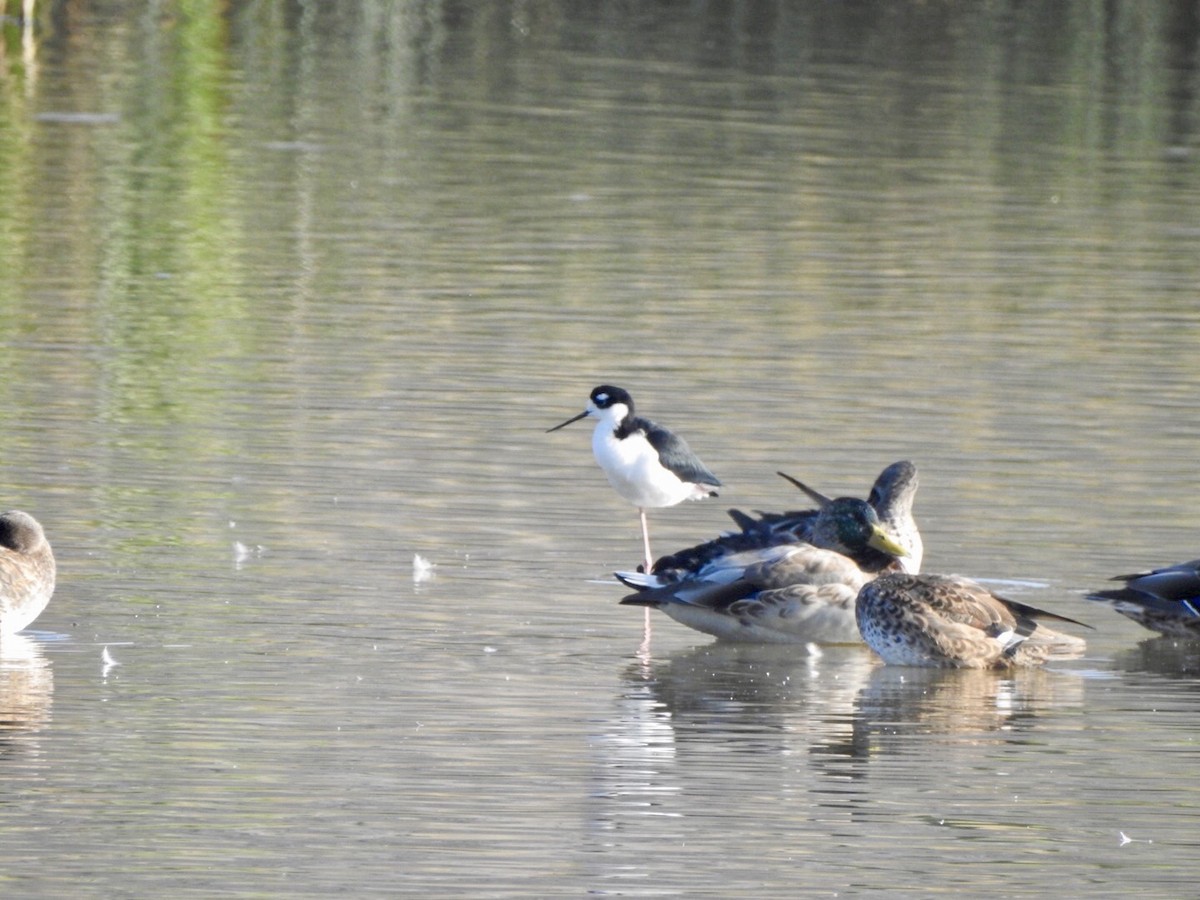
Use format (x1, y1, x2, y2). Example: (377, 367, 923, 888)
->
(592, 427, 702, 508)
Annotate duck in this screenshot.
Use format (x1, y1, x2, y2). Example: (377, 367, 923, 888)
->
(856, 572, 1089, 668)
(617, 496, 909, 643)
(1085, 559, 1200, 637)
(548, 385, 720, 575)
(646, 460, 922, 584)
(862, 460, 923, 574)
(0, 511, 56, 636)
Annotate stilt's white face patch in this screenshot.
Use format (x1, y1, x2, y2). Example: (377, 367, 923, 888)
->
(587, 393, 629, 425)
(589, 390, 622, 417)
(587, 386, 635, 421)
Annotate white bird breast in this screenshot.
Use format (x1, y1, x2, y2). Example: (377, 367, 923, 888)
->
(592, 424, 700, 508)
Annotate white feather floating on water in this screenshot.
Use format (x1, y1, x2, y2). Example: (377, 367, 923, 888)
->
(413, 554, 435, 583)
(233, 541, 266, 568)
(1119, 831, 1151, 846)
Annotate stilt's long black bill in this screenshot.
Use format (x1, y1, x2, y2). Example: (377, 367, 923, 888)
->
(547, 410, 589, 432)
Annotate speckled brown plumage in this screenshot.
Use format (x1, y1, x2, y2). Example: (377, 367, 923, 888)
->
(856, 572, 1088, 668)
(0, 511, 56, 636)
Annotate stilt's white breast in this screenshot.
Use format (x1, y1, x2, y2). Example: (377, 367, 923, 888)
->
(592, 423, 696, 508)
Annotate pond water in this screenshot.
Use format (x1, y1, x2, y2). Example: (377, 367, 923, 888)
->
(2, 1, 1199, 896)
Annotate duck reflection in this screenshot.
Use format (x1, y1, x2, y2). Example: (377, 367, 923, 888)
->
(583, 641, 876, 867)
(1112, 635, 1200, 677)
(616, 642, 877, 761)
(0, 633, 54, 752)
(586, 643, 1086, 874)
(850, 664, 1084, 754)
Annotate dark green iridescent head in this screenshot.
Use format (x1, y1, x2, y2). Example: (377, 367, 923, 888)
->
(812, 497, 908, 559)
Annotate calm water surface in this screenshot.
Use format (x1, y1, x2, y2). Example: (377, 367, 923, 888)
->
(1, 2, 1199, 896)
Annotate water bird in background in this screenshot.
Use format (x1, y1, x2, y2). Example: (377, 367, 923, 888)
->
(856, 572, 1089, 668)
(617, 495, 909, 643)
(548, 385, 721, 574)
(847, 460, 923, 573)
(1086, 558, 1200, 637)
(644, 460, 922, 585)
(0, 511, 56, 636)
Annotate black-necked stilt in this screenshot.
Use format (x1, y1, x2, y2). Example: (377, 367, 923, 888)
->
(0, 511, 55, 636)
(616, 496, 909, 643)
(857, 573, 1090, 668)
(548, 385, 721, 574)
(1086, 558, 1200, 637)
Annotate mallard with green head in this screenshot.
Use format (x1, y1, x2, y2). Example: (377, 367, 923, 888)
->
(646, 460, 922, 584)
